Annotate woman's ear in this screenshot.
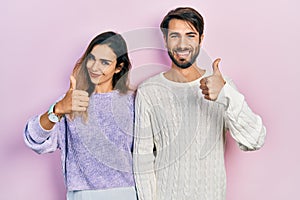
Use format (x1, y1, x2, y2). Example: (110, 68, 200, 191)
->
(115, 62, 124, 74)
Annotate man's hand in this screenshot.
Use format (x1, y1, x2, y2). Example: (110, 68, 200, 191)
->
(55, 75, 89, 114)
(200, 58, 226, 101)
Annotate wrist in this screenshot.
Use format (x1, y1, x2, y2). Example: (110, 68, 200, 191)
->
(48, 102, 63, 123)
(53, 101, 63, 117)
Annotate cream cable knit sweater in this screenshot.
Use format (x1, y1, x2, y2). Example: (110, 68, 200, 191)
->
(133, 72, 266, 200)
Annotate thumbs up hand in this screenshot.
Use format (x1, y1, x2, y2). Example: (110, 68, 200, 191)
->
(199, 58, 226, 101)
(55, 75, 89, 115)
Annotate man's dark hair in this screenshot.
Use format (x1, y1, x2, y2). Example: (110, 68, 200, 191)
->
(160, 7, 204, 39)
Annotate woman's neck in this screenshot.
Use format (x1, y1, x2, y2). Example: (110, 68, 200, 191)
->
(94, 83, 113, 93)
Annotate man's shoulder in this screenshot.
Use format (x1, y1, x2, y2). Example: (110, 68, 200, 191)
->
(138, 73, 164, 90)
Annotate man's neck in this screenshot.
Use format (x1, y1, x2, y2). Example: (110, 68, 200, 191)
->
(163, 63, 206, 83)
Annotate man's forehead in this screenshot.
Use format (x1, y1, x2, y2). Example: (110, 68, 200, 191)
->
(167, 19, 198, 34)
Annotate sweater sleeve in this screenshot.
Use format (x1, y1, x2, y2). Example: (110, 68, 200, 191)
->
(24, 114, 65, 154)
(133, 89, 156, 200)
(215, 78, 266, 151)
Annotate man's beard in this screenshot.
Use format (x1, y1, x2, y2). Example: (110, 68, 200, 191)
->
(168, 46, 200, 69)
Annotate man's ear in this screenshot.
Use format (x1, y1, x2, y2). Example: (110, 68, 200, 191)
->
(199, 34, 204, 46)
(115, 62, 124, 74)
(164, 35, 167, 48)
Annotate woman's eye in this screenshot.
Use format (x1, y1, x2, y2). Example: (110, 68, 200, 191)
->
(101, 60, 110, 65)
(87, 54, 95, 61)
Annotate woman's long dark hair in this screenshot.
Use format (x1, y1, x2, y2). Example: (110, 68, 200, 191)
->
(73, 31, 131, 96)
(71, 31, 132, 121)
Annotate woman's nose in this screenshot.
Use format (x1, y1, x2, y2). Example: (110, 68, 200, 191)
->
(91, 61, 106, 74)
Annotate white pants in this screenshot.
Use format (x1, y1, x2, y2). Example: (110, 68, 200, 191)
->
(67, 187, 137, 200)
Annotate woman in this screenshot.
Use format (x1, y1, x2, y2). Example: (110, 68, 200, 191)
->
(24, 31, 137, 200)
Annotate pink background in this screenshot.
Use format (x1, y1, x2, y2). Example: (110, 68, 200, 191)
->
(1, 0, 299, 199)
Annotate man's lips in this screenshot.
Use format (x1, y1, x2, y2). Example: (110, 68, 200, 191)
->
(175, 50, 190, 59)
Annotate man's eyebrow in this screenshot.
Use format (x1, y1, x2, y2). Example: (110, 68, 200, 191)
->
(168, 31, 180, 35)
(168, 32, 198, 36)
(186, 32, 197, 35)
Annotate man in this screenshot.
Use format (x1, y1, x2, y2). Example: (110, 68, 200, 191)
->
(133, 7, 266, 200)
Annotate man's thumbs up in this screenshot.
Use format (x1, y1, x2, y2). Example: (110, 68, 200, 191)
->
(199, 58, 226, 101)
(212, 58, 221, 76)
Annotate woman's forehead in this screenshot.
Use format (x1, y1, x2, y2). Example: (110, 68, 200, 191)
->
(90, 44, 117, 60)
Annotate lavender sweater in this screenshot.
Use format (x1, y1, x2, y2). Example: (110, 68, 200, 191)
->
(24, 90, 135, 191)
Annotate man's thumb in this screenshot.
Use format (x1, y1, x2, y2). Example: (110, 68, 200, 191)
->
(70, 75, 76, 90)
(212, 58, 221, 75)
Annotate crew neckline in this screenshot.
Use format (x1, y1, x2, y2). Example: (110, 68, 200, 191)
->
(159, 70, 207, 87)
(92, 90, 119, 96)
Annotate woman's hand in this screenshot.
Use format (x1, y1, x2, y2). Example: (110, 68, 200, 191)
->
(55, 75, 89, 115)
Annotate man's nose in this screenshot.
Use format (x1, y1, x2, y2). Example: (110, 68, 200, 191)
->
(178, 37, 189, 49)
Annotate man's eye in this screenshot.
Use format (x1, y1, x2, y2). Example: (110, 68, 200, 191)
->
(170, 35, 178, 38)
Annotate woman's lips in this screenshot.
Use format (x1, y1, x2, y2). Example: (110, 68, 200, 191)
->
(89, 71, 102, 78)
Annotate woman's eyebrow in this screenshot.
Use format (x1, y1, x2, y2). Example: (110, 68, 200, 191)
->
(99, 58, 113, 63)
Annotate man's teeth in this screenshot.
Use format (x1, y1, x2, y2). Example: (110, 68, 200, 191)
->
(176, 51, 190, 57)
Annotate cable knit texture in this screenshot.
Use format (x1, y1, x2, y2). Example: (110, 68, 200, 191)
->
(133, 72, 266, 200)
(24, 90, 135, 191)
